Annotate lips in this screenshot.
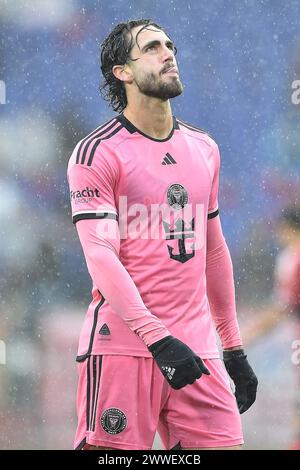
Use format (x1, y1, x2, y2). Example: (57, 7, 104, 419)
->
(162, 66, 178, 74)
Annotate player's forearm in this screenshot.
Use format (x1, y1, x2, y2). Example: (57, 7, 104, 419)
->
(76, 219, 171, 347)
(206, 216, 242, 349)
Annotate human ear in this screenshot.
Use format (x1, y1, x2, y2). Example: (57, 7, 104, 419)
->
(112, 64, 134, 84)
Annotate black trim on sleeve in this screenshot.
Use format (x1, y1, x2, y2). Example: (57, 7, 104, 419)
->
(208, 209, 219, 220)
(72, 212, 118, 224)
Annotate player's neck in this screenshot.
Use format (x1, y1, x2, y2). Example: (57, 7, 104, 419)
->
(123, 99, 173, 140)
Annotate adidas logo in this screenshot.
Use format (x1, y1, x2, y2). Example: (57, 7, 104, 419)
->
(99, 323, 111, 335)
(162, 366, 176, 380)
(162, 153, 177, 165)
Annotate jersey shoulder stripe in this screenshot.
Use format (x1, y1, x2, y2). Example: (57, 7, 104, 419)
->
(85, 123, 123, 167)
(177, 118, 213, 139)
(76, 117, 116, 164)
(76, 117, 123, 166)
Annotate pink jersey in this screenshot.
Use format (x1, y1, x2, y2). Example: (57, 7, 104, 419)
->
(67, 114, 227, 359)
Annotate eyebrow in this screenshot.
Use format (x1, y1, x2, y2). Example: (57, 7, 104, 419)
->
(140, 39, 175, 53)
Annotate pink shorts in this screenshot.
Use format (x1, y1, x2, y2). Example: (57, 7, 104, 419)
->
(74, 355, 244, 450)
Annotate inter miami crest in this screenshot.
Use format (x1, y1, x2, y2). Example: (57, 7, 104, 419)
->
(164, 183, 195, 263)
(101, 408, 127, 435)
(167, 183, 188, 210)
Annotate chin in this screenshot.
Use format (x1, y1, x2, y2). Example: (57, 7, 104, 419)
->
(166, 84, 184, 99)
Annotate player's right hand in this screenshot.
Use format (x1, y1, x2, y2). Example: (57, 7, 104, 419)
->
(148, 335, 210, 389)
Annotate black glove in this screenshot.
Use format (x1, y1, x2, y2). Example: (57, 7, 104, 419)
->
(223, 349, 258, 414)
(148, 335, 210, 390)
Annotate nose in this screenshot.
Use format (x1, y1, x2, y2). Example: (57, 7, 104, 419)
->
(161, 44, 175, 62)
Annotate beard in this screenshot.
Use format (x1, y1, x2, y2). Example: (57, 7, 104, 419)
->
(135, 71, 183, 100)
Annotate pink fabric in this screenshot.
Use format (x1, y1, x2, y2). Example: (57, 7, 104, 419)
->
(77, 218, 171, 348)
(206, 216, 242, 349)
(74, 355, 243, 450)
(67, 115, 240, 358)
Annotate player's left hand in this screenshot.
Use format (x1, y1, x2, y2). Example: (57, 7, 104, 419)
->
(223, 349, 258, 414)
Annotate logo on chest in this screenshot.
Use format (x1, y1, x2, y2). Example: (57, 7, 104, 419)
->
(164, 184, 195, 264)
(117, 182, 205, 261)
(167, 183, 188, 210)
(161, 153, 177, 165)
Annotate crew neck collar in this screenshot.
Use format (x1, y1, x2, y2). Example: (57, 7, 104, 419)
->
(117, 113, 179, 142)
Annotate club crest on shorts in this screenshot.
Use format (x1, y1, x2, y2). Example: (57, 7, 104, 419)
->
(167, 183, 188, 210)
(101, 408, 127, 435)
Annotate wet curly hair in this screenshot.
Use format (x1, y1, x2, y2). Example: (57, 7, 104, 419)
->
(100, 19, 167, 113)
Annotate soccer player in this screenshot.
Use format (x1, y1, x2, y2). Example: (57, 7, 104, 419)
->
(242, 206, 300, 449)
(67, 19, 258, 450)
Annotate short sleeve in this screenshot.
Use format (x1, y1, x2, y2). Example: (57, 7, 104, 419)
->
(208, 141, 220, 220)
(67, 145, 118, 224)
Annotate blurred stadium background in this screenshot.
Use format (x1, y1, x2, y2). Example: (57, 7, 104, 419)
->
(0, 0, 299, 449)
